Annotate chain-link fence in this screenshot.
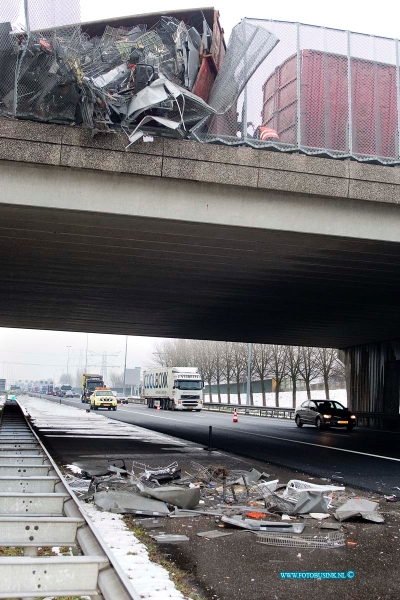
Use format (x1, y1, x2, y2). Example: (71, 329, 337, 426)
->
(0, 0, 80, 122)
(197, 19, 400, 165)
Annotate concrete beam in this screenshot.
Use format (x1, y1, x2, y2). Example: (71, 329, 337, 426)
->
(0, 118, 399, 205)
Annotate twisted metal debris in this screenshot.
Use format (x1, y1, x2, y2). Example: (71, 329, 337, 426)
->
(0, 10, 278, 144)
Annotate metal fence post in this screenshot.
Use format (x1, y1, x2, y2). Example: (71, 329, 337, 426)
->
(347, 30, 353, 155)
(296, 22, 301, 149)
(242, 19, 248, 143)
(396, 39, 400, 160)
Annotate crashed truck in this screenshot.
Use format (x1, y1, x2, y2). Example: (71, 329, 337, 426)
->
(0, 8, 279, 145)
(142, 367, 204, 411)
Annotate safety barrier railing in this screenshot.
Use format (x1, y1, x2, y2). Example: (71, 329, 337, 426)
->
(202, 402, 296, 419)
(0, 399, 141, 600)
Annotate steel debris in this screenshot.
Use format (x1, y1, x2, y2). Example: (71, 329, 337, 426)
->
(0, 13, 279, 144)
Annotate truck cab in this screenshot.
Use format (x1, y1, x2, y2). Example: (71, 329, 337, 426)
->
(90, 388, 117, 411)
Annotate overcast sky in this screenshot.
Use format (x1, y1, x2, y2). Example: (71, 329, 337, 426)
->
(1, 1, 397, 383)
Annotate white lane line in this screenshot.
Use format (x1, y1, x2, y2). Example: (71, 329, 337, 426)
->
(245, 430, 400, 462)
(120, 408, 190, 424)
(120, 408, 400, 461)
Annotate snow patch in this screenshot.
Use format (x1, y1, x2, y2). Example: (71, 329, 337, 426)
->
(81, 503, 188, 599)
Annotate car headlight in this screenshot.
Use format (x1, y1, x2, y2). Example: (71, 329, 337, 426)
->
(323, 414, 332, 419)
(350, 415, 357, 419)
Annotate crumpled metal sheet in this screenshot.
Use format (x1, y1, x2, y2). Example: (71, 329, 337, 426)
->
(138, 484, 201, 510)
(0, 13, 280, 147)
(94, 490, 170, 515)
(334, 498, 385, 523)
(291, 490, 330, 514)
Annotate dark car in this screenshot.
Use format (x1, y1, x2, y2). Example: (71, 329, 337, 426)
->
(295, 400, 357, 431)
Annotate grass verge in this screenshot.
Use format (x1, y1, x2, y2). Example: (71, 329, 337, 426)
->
(123, 516, 206, 600)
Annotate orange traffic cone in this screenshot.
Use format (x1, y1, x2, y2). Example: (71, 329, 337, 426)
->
(157, 404, 161, 411)
(233, 409, 238, 423)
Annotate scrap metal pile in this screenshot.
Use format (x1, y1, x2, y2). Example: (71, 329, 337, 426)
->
(66, 460, 385, 549)
(0, 16, 278, 144)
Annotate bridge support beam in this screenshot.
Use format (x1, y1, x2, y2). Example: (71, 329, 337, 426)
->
(343, 340, 400, 428)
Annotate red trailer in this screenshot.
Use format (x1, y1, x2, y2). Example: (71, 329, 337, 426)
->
(262, 49, 398, 159)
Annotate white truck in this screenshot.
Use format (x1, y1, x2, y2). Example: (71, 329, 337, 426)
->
(142, 367, 204, 411)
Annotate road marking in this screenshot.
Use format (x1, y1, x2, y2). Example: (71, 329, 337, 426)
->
(244, 430, 400, 462)
(117, 408, 399, 460)
(120, 407, 198, 424)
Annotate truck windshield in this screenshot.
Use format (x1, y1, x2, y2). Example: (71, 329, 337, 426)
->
(98, 391, 113, 397)
(175, 380, 203, 390)
(88, 381, 102, 390)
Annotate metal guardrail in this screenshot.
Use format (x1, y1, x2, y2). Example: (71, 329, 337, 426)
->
(202, 402, 296, 420)
(353, 411, 400, 428)
(0, 399, 141, 600)
(202, 403, 400, 428)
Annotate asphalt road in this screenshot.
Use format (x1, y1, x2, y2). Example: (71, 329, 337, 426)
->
(41, 396, 400, 494)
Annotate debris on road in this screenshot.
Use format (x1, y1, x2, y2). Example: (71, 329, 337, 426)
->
(257, 531, 346, 548)
(94, 490, 170, 515)
(334, 498, 385, 523)
(384, 495, 398, 502)
(151, 534, 190, 543)
(133, 461, 181, 484)
(65, 457, 389, 558)
(197, 530, 234, 539)
(137, 483, 201, 509)
(319, 521, 342, 530)
(221, 515, 305, 533)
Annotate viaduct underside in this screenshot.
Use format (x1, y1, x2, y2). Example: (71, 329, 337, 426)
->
(0, 119, 399, 419)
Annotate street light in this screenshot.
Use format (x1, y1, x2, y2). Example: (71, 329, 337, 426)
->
(123, 336, 128, 397)
(66, 346, 72, 377)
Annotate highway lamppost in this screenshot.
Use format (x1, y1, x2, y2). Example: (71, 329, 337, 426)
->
(123, 336, 128, 397)
(66, 346, 72, 378)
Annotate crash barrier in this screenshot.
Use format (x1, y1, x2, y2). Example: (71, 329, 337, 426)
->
(203, 402, 296, 420)
(0, 400, 141, 600)
(353, 411, 400, 429)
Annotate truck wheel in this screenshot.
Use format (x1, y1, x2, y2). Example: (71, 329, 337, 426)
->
(113, 407, 117, 411)
(94, 406, 98, 410)
(108, 407, 111, 411)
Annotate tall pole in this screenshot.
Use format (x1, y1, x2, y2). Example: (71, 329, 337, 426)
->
(66, 346, 71, 377)
(123, 336, 128, 397)
(84, 333, 89, 373)
(246, 343, 252, 407)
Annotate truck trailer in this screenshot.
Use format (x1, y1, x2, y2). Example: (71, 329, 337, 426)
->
(81, 373, 104, 403)
(142, 367, 204, 411)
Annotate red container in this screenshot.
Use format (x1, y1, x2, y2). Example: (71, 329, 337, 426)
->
(262, 49, 398, 159)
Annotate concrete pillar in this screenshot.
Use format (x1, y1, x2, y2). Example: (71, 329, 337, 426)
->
(343, 340, 400, 428)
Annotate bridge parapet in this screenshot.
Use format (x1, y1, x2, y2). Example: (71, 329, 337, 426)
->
(0, 118, 399, 205)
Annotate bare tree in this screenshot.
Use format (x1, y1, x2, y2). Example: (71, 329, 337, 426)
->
(232, 343, 247, 404)
(195, 340, 216, 402)
(286, 346, 301, 407)
(214, 342, 227, 403)
(253, 344, 271, 406)
(267, 345, 288, 407)
(59, 373, 73, 385)
(222, 342, 235, 403)
(298, 347, 319, 399)
(109, 370, 124, 388)
(152, 339, 195, 368)
(316, 348, 339, 399)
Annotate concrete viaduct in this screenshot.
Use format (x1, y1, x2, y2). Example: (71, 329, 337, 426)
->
(0, 118, 399, 420)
